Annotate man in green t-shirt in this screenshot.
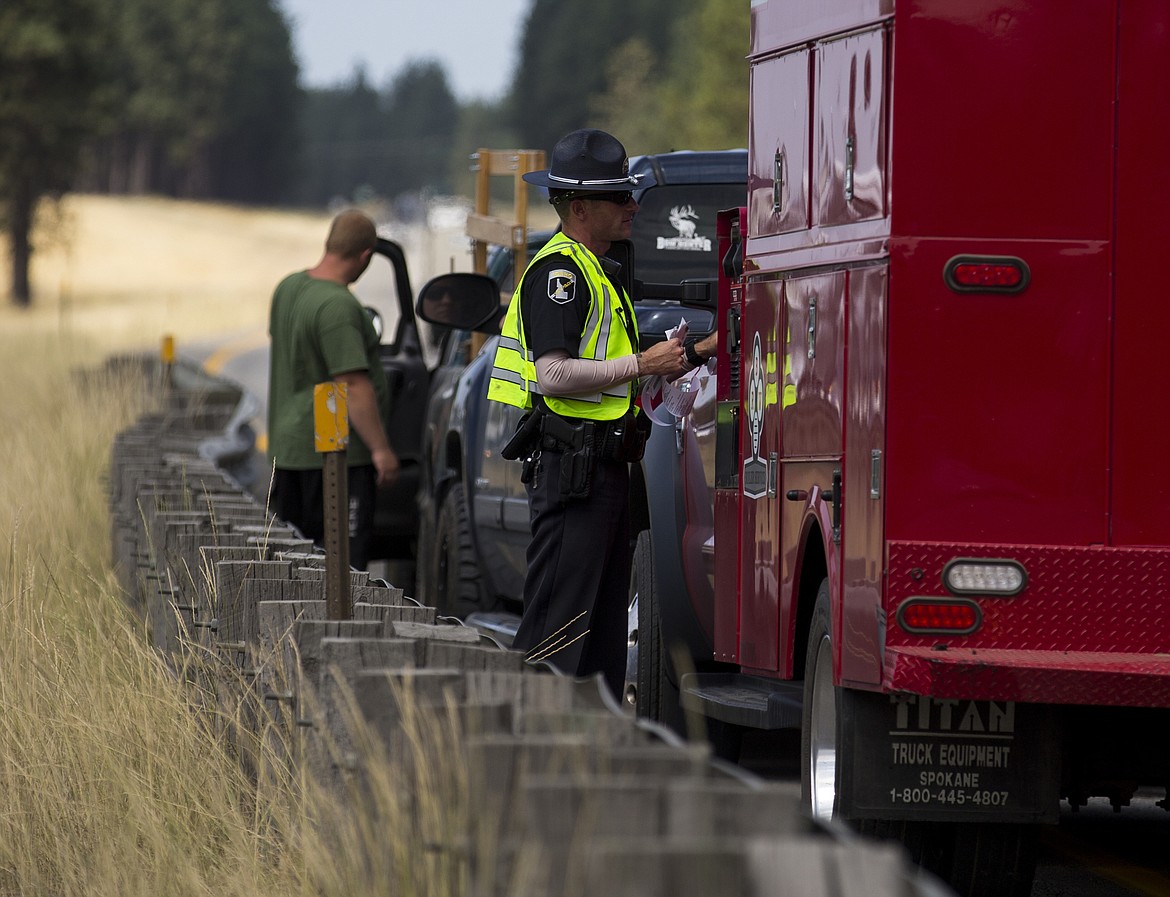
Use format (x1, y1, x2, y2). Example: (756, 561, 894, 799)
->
(267, 209, 399, 570)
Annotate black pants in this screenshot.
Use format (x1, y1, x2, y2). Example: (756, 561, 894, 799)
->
(270, 464, 377, 570)
(511, 450, 631, 700)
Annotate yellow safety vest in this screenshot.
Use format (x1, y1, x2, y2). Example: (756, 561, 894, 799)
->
(488, 232, 639, 421)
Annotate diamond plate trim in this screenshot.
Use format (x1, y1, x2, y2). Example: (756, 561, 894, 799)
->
(885, 541, 1170, 704)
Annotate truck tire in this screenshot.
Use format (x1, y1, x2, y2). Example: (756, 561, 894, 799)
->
(431, 483, 485, 620)
(414, 504, 436, 609)
(864, 821, 1037, 897)
(633, 530, 684, 733)
(799, 579, 836, 819)
(945, 823, 1038, 897)
(800, 578, 1037, 897)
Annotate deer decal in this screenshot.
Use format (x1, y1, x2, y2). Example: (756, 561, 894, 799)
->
(669, 205, 699, 238)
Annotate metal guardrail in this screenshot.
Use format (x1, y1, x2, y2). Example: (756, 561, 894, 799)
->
(103, 354, 950, 897)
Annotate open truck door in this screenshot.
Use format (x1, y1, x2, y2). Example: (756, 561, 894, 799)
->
(363, 236, 431, 565)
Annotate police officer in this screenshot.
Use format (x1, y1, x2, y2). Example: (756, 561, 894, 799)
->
(488, 129, 689, 699)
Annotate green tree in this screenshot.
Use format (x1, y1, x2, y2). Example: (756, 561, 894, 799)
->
(295, 61, 459, 208)
(0, 0, 114, 305)
(508, 0, 700, 153)
(589, 0, 749, 153)
(507, 0, 746, 157)
(296, 67, 389, 206)
(658, 0, 749, 149)
(82, 0, 300, 202)
(588, 38, 668, 154)
(383, 60, 459, 198)
(204, 0, 301, 202)
(448, 99, 521, 198)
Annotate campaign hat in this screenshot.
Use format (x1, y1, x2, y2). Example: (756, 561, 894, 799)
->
(522, 128, 655, 191)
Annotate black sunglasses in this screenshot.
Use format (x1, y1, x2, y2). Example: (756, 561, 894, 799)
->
(557, 190, 634, 205)
(582, 190, 634, 205)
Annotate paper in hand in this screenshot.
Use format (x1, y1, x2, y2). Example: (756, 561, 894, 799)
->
(640, 319, 706, 426)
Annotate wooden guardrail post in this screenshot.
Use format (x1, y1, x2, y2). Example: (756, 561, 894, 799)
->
(465, 149, 546, 357)
(313, 382, 351, 619)
(465, 148, 545, 276)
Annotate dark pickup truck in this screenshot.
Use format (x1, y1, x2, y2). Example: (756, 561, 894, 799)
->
(411, 150, 747, 645)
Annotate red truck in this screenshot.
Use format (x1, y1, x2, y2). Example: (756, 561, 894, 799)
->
(641, 1, 1170, 895)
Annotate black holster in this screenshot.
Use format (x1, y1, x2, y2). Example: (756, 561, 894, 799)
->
(501, 409, 544, 461)
(530, 413, 593, 500)
(557, 424, 595, 500)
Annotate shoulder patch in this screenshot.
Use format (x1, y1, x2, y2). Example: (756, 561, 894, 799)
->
(546, 268, 576, 305)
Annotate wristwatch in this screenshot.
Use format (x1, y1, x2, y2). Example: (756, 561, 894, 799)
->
(684, 337, 704, 368)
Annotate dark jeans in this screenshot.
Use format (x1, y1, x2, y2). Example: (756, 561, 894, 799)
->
(270, 464, 377, 570)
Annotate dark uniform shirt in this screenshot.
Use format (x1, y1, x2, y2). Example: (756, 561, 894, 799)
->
(520, 253, 636, 368)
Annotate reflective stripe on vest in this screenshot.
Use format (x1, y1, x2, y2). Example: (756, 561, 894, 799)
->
(487, 233, 638, 421)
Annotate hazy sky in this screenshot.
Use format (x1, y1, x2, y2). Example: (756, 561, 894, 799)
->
(278, 0, 531, 101)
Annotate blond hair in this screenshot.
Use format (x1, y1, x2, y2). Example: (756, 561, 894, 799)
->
(325, 210, 377, 259)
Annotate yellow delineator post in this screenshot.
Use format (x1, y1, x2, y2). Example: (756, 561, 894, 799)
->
(160, 334, 175, 393)
(314, 382, 351, 619)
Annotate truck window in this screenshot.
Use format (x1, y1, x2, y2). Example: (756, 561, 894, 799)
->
(631, 183, 746, 284)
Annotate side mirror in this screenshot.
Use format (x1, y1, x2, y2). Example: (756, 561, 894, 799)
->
(416, 273, 501, 332)
(634, 278, 716, 310)
(680, 279, 716, 310)
(610, 238, 714, 309)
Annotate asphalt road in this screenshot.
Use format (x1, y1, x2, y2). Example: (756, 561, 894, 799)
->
(1034, 795, 1170, 897)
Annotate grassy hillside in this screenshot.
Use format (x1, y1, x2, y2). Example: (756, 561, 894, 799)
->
(1, 196, 334, 351)
(0, 193, 555, 353)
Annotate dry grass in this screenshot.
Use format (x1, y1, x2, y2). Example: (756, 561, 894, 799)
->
(0, 336, 296, 896)
(0, 192, 559, 353)
(0, 195, 333, 351)
(0, 325, 472, 897)
(0, 196, 485, 896)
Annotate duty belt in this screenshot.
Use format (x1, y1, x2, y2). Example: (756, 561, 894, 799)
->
(542, 411, 648, 463)
(501, 406, 649, 464)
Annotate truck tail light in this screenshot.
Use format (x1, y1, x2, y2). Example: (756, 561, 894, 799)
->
(943, 559, 1027, 596)
(897, 599, 981, 635)
(944, 255, 1030, 294)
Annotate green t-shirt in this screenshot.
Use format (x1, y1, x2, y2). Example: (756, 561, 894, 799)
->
(267, 271, 390, 469)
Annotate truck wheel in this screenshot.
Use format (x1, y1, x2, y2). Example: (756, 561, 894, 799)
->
(800, 578, 836, 819)
(633, 531, 684, 732)
(801, 583, 935, 847)
(431, 483, 485, 620)
(872, 821, 1037, 897)
(800, 579, 1037, 897)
